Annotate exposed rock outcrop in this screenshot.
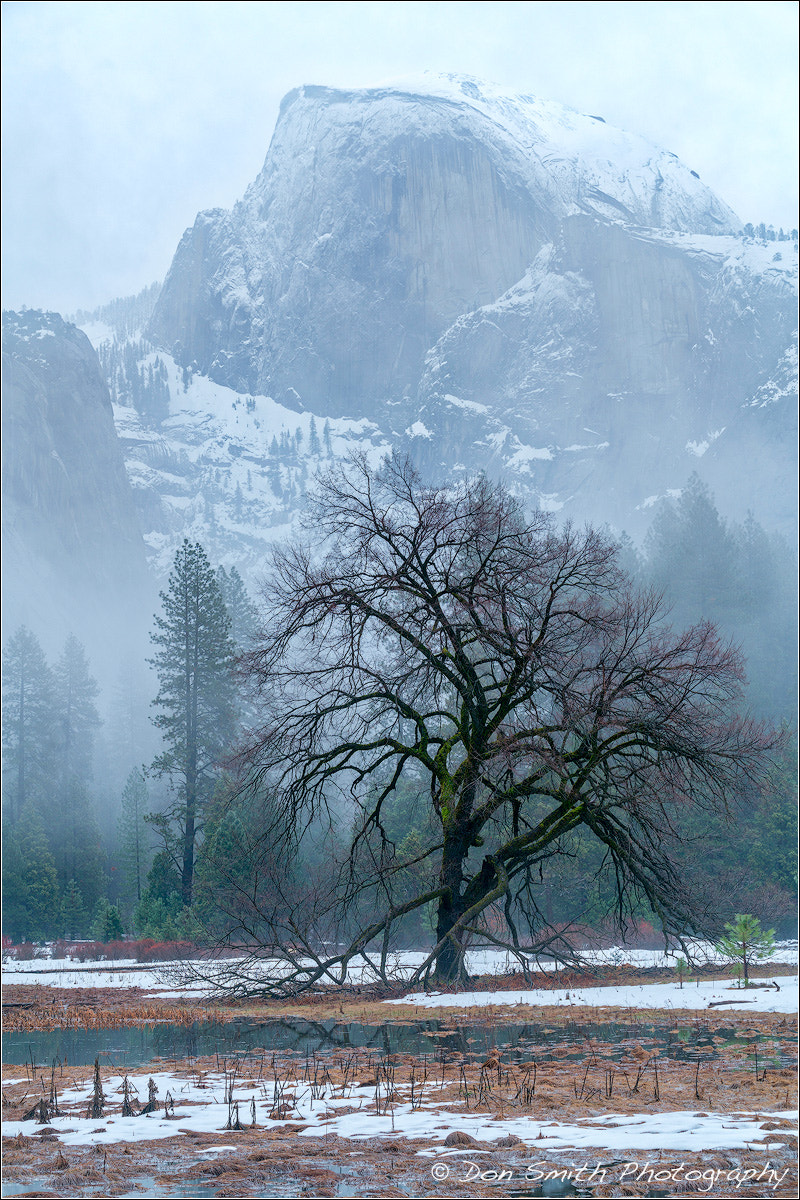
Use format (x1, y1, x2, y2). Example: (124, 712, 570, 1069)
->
(117, 74, 794, 546)
(2, 310, 152, 661)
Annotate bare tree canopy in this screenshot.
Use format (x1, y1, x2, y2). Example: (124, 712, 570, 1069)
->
(220, 455, 777, 993)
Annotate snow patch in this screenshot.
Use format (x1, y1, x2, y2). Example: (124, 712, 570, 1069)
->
(1, 1065, 795, 1156)
(686, 428, 725, 457)
(442, 393, 489, 413)
(388, 976, 798, 1014)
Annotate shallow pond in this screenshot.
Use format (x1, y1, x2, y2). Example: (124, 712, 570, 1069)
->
(2, 1015, 789, 1072)
(0, 1179, 219, 1198)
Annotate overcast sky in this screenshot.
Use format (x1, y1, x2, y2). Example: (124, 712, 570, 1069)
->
(2, 0, 797, 315)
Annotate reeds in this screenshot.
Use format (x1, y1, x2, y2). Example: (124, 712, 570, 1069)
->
(4, 1000, 216, 1032)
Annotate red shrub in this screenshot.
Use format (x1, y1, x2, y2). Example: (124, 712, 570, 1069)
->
(64, 941, 107, 962)
(134, 939, 195, 962)
(103, 940, 133, 960)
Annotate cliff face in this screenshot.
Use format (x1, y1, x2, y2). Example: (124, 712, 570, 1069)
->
(148, 77, 741, 417)
(117, 74, 794, 550)
(412, 222, 797, 531)
(2, 310, 151, 657)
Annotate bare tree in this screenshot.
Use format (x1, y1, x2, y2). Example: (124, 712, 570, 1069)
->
(221, 455, 776, 993)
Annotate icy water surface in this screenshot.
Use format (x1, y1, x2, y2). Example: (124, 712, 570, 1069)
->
(0, 1181, 219, 1198)
(2, 1014, 789, 1071)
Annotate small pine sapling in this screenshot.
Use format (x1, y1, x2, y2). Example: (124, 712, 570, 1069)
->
(715, 914, 776, 987)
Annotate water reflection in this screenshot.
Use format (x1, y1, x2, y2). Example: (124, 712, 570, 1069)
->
(2, 1016, 789, 1072)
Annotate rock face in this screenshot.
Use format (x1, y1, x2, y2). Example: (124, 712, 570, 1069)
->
(412, 222, 797, 532)
(2, 310, 152, 660)
(144, 76, 796, 539)
(149, 77, 740, 412)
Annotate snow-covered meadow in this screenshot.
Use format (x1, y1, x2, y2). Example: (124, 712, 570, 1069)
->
(388, 977, 799, 1015)
(4, 942, 797, 1002)
(1, 1065, 796, 1159)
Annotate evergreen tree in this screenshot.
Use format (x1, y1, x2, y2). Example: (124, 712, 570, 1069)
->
(53, 635, 101, 793)
(49, 637, 105, 911)
(1, 627, 57, 823)
(644, 490, 796, 723)
(614, 530, 643, 584)
(60, 878, 89, 939)
(2, 804, 60, 942)
(747, 731, 798, 896)
(149, 541, 237, 906)
(133, 848, 185, 938)
(267, 460, 283, 498)
(728, 514, 795, 716)
(716, 914, 776, 986)
(54, 776, 107, 915)
(216, 565, 259, 651)
(308, 416, 321, 456)
(118, 768, 151, 907)
(645, 473, 737, 625)
(90, 898, 125, 942)
(106, 658, 160, 795)
(733, 512, 776, 617)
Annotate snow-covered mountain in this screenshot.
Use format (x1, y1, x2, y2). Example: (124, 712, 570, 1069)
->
(86, 331, 393, 580)
(148, 74, 742, 415)
(8, 75, 794, 611)
(131, 75, 796, 569)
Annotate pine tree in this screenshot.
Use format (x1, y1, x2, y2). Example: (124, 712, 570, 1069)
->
(58, 778, 105, 908)
(1, 627, 57, 823)
(118, 768, 150, 906)
(60, 878, 89, 939)
(308, 416, 321, 456)
(106, 658, 159, 793)
(53, 635, 101, 794)
(91, 899, 125, 943)
(216, 566, 259, 651)
(149, 541, 236, 906)
(49, 638, 106, 912)
(645, 473, 736, 625)
(716, 914, 776, 986)
(2, 804, 60, 942)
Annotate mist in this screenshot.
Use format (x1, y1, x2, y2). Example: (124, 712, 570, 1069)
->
(2, 12, 796, 951)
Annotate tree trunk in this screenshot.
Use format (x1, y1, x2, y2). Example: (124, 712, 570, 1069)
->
(433, 834, 469, 985)
(17, 670, 25, 823)
(182, 785, 195, 907)
(182, 733, 197, 907)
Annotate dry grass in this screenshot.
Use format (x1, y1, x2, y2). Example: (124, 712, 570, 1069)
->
(3, 961, 796, 1030)
(2, 968, 797, 1196)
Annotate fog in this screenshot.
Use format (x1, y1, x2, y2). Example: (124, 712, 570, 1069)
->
(2, 1, 797, 313)
(2, 5, 796, 949)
